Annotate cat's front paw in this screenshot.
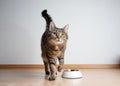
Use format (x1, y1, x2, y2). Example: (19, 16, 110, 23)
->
(49, 75, 56, 81)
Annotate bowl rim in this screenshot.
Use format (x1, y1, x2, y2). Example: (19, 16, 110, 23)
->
(64, 69, 80, 72)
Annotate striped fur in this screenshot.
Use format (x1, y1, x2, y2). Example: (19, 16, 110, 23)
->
(41, 10, 69, 81)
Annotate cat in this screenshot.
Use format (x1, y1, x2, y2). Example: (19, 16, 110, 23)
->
(41, 10, 69, 81)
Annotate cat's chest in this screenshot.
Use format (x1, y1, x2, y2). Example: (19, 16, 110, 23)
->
(54, 46, 60, 51)
(52, 50, 62, 57)
(47, 45, 63, 57)
(51, 44, 64, 51)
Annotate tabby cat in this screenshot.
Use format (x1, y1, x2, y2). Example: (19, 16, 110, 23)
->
(41, 10, 69, 81)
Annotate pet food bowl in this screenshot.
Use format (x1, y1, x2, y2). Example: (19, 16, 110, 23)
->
(62, 69, 82, 79)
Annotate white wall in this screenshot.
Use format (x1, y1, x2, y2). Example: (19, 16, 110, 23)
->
(0, 0, 120, 64)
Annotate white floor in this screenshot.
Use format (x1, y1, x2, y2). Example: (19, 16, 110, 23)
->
(0, 69, 120, 86)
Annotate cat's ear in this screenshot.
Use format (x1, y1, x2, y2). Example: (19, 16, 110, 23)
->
(49, 21, 55, 31)
(63, 24, 69, 33)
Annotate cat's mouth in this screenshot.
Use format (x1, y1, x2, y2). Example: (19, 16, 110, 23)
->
(56, 41, 63, 43)
(55, 40, 64, 44)
(49, 39, 64, 45)
(55, 39, 64, 44)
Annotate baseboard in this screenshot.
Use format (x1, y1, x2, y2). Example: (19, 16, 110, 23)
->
(0, 64, 119, 69)
(63, 64, 120, 69)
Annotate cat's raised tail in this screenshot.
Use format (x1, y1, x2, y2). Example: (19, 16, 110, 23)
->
(42, 9, 52, 28)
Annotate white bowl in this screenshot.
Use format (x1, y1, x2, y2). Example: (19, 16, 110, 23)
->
(62, 69, 82, 79)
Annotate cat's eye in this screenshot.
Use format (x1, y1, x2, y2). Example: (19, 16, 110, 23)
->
(51, 33, 57, 37)
(62, 34, 66, 38)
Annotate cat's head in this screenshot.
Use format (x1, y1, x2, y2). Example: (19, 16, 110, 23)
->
(48, 22, 69, 45)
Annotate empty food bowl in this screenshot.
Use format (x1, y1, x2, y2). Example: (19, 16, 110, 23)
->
(62, 69, 82, 79)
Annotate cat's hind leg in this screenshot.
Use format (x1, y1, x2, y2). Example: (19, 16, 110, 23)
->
(42, 54, 50, 75)
(43, 61, 50, 75)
